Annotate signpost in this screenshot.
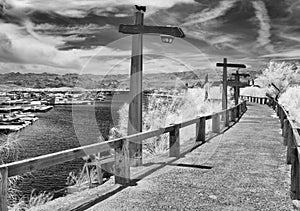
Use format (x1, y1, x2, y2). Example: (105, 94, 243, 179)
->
(216, 59, 246, 126)
(229, 71, 250, 105)
(119, 8, 185, 166)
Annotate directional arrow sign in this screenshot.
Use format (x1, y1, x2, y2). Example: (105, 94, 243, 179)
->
(227, 80, 250, 88)
(216, 63, 246, 68)
(231, 73, 250, 77)
(119, 24, 185, 38)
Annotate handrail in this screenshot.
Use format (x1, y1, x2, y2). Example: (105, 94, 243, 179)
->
(241, 95, 300, 199)
(0, 101, 247, 210)
(240, 95, 269, 105)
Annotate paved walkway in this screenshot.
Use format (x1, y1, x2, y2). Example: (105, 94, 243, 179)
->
(88, 103, 293, 211)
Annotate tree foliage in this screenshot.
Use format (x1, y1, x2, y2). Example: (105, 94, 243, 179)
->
(256, 61, 300, 98)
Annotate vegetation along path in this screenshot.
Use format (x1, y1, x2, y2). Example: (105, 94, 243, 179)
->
(87, 103, 293, 210)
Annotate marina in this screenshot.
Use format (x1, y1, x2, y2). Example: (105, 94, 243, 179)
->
(0, 111, 39, 133)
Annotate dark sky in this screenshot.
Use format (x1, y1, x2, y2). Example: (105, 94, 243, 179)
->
(0, 0, 299, 75)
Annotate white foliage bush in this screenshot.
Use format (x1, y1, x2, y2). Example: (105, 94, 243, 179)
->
(279, 86, 300, 124)
(251, 61, 300, 124)
(110, 88, 222, 156)
(256, 61, 300, 98)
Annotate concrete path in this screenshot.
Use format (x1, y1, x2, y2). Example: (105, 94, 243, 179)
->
(87, 103, 293, 211)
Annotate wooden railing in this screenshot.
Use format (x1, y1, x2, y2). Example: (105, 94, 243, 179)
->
(242, 95, 300, 199)
(0, 101, 247, 211)
(240, 95, 269, 105)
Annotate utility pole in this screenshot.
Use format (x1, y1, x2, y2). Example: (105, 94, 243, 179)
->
(119, 7, 185, 166)
(216, 59, 246, 126)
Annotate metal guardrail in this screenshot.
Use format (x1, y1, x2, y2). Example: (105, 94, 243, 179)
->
(241, 95, 300, 199)
(0, 101, 247, 210)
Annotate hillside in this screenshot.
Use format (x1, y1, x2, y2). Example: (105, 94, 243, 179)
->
(0, 69, 259, 90)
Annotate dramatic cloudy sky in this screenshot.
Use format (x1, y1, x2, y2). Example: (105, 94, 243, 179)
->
(0, 0, 299, 75)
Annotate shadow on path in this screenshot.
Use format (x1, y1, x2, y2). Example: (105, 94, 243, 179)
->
(72, 111, 247, 210)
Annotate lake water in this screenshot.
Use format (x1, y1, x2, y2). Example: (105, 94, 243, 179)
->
(4, 101, 124, 201)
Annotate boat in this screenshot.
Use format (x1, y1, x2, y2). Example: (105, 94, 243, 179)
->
(22, 107, 32, 112)
(0, 120, 25, 125)
(0, 125, 23, 133)
(0, 112, 39, 134)
(11, 111, 39, 123)
(30, 105, 53, 112)
(0, 106, 23, 113)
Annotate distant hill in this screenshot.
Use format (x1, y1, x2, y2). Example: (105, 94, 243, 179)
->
(0, 69, 259, 90)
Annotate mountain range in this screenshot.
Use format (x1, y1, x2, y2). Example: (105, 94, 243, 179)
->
(0, 68, 259, 90)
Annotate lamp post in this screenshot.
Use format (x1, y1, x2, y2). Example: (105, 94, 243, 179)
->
(119, 7, 185, 166)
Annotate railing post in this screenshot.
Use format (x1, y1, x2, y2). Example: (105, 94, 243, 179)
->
(169, 124, 180, 157)
(238, 104, 241, 118)
(0, 167, 8, 211)
(225, 110, 229, 127)
(280, 109, 285, 129)
(295, 152, 300, 199)
(230, 108, 236, 122)
(291, 145, 300, 199)
(283, 119, 289, 145)
(196, 117, 206, 143)
(243, 101, 247, 113)
(212, 113, 220, 133)
(114, 139, 130, 185)
(276, 104, 280, 117)
(287, 128, 293, 165)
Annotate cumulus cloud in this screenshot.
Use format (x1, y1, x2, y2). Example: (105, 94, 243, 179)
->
(0, 23, 80, 68)
(3, 0, 196, 18)
(252, 0, 274, 52)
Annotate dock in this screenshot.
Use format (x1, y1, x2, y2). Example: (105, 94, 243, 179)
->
(0, 117, 38, 133)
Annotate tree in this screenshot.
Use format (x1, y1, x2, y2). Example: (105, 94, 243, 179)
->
(257, 61, 300, 99)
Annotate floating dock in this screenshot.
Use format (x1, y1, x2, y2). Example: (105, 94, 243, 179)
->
(0, 116, 39, 134)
